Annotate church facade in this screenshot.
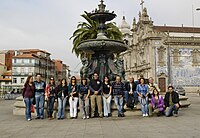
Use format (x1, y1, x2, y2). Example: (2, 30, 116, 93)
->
(119, 8, 200, 92)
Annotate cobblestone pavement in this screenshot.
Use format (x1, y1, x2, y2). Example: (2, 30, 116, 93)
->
(0, 93, 200, 138)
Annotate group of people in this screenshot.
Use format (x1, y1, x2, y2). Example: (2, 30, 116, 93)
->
(22, 73, 180, 121)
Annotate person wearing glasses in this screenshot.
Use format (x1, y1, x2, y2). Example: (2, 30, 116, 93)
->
(68, 76, 79, 119)
(45, 77, 57, 120)
(89, 72, 103, 118)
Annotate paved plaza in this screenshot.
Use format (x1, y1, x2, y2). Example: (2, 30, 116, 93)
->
(0, 93, 200, 138)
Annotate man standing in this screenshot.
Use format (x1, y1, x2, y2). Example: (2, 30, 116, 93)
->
(164, 86, 180, 117)
(112, 76, 125, 117)
(125, 76, 137, 109)
(148, 77, 160, 96)
(34, 74, 46, 119)
(89, 73, 103, 118)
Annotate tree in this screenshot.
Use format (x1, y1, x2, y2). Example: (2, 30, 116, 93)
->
(70, 11, 123, 58)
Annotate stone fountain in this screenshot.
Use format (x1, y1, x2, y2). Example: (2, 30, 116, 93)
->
(78, 0, 128, 81)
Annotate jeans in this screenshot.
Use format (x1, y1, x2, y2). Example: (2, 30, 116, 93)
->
(79, 94, 90, 117)
(102, 94, 111, 116)
(114, 95, 123, 115)
(47, 96, 55, 118)
(138, 96, 148, 115)
(69, 97, 78, 117)
(35, 92, 45, 118)
(125, 91, 138, 104)
(24, 97, 33, 120)
(90, 95, 103, 116)
(58, 97, 67, 119)
(165, 104, 179, 117)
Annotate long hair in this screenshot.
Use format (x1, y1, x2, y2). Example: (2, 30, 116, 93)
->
(81, 77, 87, 85)
(49, 77, 55, 85)
(24, 75, 33, 87)
(103, 75, 110, 84)
(60, 78, 67, 86)
(70, 76, 77, 85)
(152, 86, 160, 97)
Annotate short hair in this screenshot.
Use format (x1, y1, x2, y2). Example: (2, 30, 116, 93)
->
(36, 73, 41, 77)
(168, 86, 174, 89)
(93, 72, 98, 75)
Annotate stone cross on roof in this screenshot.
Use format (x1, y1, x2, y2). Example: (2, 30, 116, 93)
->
(140, 0, 144, 11)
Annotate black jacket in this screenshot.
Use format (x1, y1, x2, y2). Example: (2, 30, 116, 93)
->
(125, 82, 137, 92)
(57, 84, 68, 98)
(164, 91, 179, 107)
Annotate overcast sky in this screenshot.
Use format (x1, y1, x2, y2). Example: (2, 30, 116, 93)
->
(0, 0, 200, 75)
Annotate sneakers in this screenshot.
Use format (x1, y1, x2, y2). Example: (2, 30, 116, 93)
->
(143, 114, 146, 117)
(145, 113, 148, 117)
(86, 116, 89, 119)
(82, 116, 86, 120)
(27, 118, 31, 121)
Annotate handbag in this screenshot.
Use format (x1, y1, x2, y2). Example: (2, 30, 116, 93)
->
(31, 104, 35, 113)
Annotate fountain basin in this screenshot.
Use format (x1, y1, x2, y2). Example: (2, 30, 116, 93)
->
(77, 39, 128, 53)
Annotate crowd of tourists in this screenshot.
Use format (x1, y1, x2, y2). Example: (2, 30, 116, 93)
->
(22, 73, 180, 121)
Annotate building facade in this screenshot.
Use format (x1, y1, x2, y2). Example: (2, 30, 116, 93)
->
(119, 8, 200, 92)
(0, 50, 14, 93)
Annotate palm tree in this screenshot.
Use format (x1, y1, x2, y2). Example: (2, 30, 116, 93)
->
(70, 11, 123, 57)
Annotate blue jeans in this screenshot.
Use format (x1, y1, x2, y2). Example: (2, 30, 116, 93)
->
(47, 96, 55, 118)
(35, 92, 45, 118)
(24, 97, 33, 120)
(165, 104, 179, 117)
(138, 96, 148, 115)
(58, 97, 67, 119)
(114, 95, 123, 115)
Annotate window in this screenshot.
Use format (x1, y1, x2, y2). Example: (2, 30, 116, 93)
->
(13, 78, 17, 84)
(21, 67, 25, 74)
(29, 59, 32, 63)
(21, 78, 25, 84)
(13, 68, 17, 73)
(28, 67, 32, 74)
(22, 59, 24, 64)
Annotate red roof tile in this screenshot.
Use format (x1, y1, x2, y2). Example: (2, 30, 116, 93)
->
(13, 54, 39, 59)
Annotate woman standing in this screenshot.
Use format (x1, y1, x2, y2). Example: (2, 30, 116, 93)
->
(68, 76, 79, 119)
(148, 87, 164, 116)
(22, 75, 35, 121)
(57, 79, 68, 120)
(102, 76, 112, 117)
(45, 77, 57, 120)
(136, 78, 149, 117)
(79, 78, 90, 119)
